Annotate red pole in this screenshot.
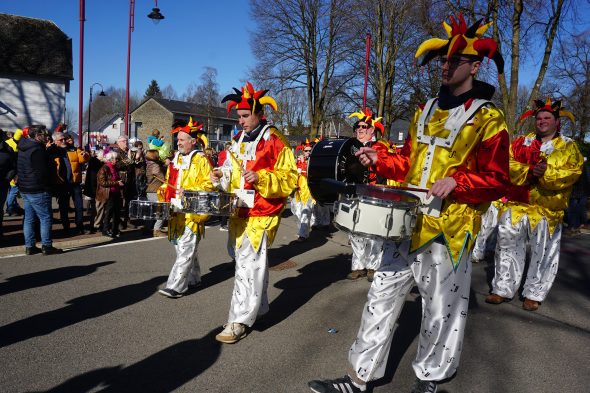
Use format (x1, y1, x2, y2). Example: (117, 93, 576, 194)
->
(124, 0, 135, 137)
(78, 0, 85, 147)
(363, 32, 371, 111)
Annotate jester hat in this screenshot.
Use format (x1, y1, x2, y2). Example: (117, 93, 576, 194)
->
(519, 98, 575, 124)
(221, 82, 278, 114)
(348, 108, 385, 134)
(415, 13, 504, 74)
(171, 117, 208, 147)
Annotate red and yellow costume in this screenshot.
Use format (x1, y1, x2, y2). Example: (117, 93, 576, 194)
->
(490, 99, 583, 304)
(345, 14, 510, 387)
(216, 82, 297, 331)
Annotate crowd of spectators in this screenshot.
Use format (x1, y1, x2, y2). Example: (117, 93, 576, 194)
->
(1, 124, 226, 253)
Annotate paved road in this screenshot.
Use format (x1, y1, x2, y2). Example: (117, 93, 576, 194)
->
(0, 213, 589, 392)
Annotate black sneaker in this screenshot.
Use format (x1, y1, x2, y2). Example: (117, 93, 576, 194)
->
(42, 245, 63, 255)
(158, 288, 183, 298)
(25, 246, 42, 255)
(308, 375, 364, 393)
(411, 378, 437, 393)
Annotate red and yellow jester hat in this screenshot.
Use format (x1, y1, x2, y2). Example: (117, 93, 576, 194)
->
(348, 108, 385, 134)
(221, 81, 278, 114)
(171, 117, 208, 148)
(519, 98, 575, 124)
(415, 13, 504, 74)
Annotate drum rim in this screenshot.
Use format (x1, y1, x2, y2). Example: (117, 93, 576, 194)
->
(332, 221, 413, 241)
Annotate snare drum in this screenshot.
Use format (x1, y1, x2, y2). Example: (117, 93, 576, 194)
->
(333, 184, 420, 241)
(307, 138, 367, 204)
(182, 191, 235, 216)
(129, 200, 170, 220)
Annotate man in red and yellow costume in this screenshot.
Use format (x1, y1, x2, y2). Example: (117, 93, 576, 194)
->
(345, 108, 390, 282)
(157, 119, 214, 298)
(309, 14, 510, 393)
(291, 140, 314, 242)
(212, 82, 298, 343)
(485, 99, 583, 311)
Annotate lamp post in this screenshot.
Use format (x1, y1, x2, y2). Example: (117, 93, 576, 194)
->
(124, 0, 165, 137)
(78, 0, 86, 147)
(87, 83, 106, 148)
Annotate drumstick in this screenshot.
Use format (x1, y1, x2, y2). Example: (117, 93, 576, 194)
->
(154, 175, 179, 191)
(228, 151, 245, 174)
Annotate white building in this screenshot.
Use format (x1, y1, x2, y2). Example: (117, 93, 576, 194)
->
(0, 13, 73, 132)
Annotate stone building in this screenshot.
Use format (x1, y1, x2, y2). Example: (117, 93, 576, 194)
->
(0, 13, 73, 131)
(130, 97, 238, 150)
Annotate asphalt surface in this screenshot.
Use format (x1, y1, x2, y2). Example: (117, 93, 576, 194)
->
(0, 211, 589, 393)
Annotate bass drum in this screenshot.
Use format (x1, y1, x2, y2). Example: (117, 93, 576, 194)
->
(307, 138, 367, 204)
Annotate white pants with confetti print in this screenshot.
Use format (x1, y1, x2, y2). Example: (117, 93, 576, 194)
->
(491, 209, 562, 302)
(227, 233, 269, 327)
(350, 234, 383, 271)
(471, 202, 499, 261)
(348, 240, 472, 382)
(166, 226, 201, 293)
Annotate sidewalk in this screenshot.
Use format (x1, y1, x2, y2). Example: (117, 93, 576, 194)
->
(1, 209, 153, 257)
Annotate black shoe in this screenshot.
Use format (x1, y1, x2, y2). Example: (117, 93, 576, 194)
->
(308, 375, 364, 393)
(158, 288, 183, 298)
(411, 378, 437, 393)
(75, 227, 86, 235)
(88, 227, 97, 234)
(103, 231, 117, 238)
(25, 246, 42, 255)
(120, 222, 128, 230)
(42, 245, 63, 255)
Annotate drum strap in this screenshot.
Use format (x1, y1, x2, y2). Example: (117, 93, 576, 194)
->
(233, 124, 269, 189)
(415, 98, 492, 188)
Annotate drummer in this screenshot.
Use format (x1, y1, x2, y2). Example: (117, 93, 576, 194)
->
(157, 119, 214, 298)
(211, 82, 298, 344)
(291, 140, 314, 242)
(346, 108, 391, 282)
(308, 14, 510, 393)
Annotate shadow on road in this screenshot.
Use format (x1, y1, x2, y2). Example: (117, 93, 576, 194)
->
(268, 225, 335, 268)
(255, 253, 350, 332)
(0, 261, 115, 296)
(0, 276, 165, 348)
(29, 329, 221, 393)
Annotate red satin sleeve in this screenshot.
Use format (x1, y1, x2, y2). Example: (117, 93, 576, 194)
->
(373, 134, 411, 182)
(451, 129, 510, 203)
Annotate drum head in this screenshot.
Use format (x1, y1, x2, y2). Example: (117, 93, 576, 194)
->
(307, 138, 367, 204)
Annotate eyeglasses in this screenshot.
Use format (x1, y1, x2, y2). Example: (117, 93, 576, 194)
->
(436, 57, 474, 67)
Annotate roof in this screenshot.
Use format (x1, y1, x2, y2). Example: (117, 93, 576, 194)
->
(91, 113, 123, 132)
(0, 13, 73, 80)
(133, 97, 238, 121)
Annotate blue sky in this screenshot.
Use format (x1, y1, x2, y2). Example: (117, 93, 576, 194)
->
(3, 0, 255, 116)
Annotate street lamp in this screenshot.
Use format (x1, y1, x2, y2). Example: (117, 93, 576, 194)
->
(124, 0, 165, 137)
(87, 82, 106, 148)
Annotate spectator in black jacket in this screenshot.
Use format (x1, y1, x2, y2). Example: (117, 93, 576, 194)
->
(16, 125, 62, 255)
(565, 157, 590, 236)
(0, 129, 17, 238)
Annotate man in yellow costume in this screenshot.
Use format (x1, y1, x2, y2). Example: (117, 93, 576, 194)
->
(157, 120, 214, 298)
(292, 140, 314, 242)
(308, 14, 510, 393)
(212, 82, 297, 344)
(485, 99, 583, 311)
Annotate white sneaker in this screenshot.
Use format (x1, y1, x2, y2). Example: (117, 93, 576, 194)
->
(215, 322, 247, 344)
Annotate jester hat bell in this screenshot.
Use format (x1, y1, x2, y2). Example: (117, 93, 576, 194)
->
(221, 82, 278, 114)
(171, 117, 208, 147)
(519, 98, 575, 124)
(348, 108, 385, 134)
(415, 13, 504, 74)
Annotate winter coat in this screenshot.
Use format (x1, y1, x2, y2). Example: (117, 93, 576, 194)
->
(96, 164, 121, 203)
(16, 137, 50, 193)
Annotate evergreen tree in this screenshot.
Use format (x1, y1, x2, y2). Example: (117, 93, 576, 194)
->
(144, 80, 163, 99)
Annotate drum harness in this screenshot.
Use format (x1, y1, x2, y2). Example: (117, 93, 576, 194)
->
(230, 124, 270, 208)
(416, 97, 493, 189)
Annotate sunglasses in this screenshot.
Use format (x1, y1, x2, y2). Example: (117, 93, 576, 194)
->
(436, 57, 474, 67)
(304, 149, 311, 152)
(356, 124, 370, 130)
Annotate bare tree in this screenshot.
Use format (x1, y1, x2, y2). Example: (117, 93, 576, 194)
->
(161, 84, 179, 100)
(550, 32, 590, 141)
(250, 0, 354, 137)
